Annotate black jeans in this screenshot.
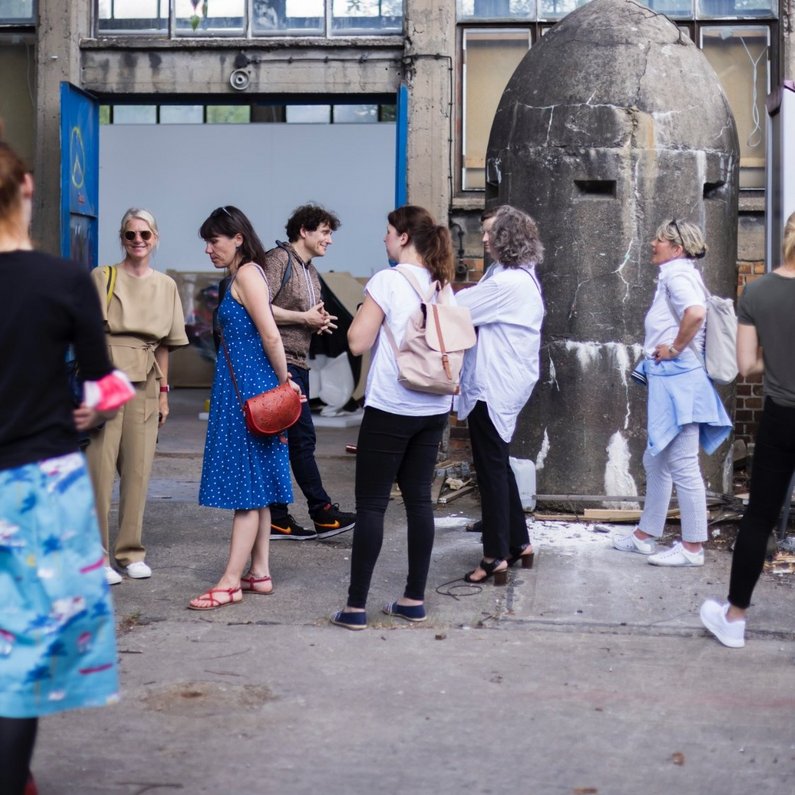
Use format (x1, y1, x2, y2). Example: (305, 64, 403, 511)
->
(270, 364, 331, 521)
(0, 716, 37, 795)
(468, 400, 529, 561)
(346, 406, 448, 609)
(729, 397, 795, 609)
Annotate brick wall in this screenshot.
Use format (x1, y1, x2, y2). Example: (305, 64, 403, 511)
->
(735, 260, 766, 444)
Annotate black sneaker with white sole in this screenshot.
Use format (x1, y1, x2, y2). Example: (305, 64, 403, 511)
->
(312, 503, 356, 539)
(270, 514, 317, 540)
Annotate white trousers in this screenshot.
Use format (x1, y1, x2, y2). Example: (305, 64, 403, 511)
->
(639, 423, 707, 543)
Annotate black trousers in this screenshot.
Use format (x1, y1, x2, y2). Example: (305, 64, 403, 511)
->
(347, 406, 448, 609)
(0, 716, 37, 795)
(468, 400, 529, 561)
(729, 397, 795, 609)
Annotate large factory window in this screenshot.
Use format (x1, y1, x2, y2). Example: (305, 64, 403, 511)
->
(0, 0, 35, 23)
(461, 28, 530, 190)
(96, 0, 403, 36)
(701, 25, 769, 190)
(457, 3, 777, 194)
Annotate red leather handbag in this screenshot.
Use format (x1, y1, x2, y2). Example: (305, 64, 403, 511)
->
(221, 335, 301, 437)
(242, 381, 301, 436)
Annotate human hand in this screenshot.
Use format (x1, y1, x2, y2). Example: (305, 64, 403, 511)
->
(158, 392, 169, 426)
(73, 404, 115, 431)
(317, 310, 338, 335)
(304, 302, 329, 331)
(286, 373, 307, 403)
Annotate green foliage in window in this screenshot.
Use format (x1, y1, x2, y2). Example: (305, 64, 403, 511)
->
(206, 106, 251, 124)
(190, 0, 208, 31)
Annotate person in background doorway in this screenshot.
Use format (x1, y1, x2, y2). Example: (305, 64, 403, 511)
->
(456, 205, 544, 584)
(191, 206, 301, 610)
(700, 212, 795, 648)
(0, 135, 121, 795)
(86, 208, 189, 585)
(263, 204, 355, 540)
(330, 205, 454, 629)
(613, 220, 731, 567)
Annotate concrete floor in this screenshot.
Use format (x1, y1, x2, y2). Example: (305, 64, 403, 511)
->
(33, 389, 795, 795)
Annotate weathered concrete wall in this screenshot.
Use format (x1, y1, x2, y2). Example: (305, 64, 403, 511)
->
(486, 0, 739, 500)
(403, 2, 455, 223)
(0, 42, 36, 167)
(33, 0, 91, 254)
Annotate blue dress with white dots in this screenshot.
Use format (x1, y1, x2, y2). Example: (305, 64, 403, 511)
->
(199, 283, 293, 510)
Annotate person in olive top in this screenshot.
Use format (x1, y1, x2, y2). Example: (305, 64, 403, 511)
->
(86, 208, 189, 584)
(263, 204, 355, 540)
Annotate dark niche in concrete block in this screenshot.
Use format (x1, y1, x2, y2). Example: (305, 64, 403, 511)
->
(485, 0, 739, 503)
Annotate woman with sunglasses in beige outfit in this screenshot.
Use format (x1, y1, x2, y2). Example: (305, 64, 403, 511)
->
(86, 208, 189, 585)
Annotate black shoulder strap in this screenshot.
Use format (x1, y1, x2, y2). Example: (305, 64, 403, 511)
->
(272, 241, 294, 302)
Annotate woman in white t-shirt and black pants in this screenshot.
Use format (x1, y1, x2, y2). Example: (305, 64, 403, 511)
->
(331, 206, 455, 630)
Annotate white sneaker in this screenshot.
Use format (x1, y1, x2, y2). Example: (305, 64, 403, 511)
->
(104, 566, 122, 585)
(125, 561, 152, 579)
(613, 530, 656, 555)
(647, 541, 704, 567)
(700, 599, 746, 648)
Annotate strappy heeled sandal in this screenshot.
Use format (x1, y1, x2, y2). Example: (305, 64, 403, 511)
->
(506, 543, 535, 570)
(464, 558, 508, 586)
(240, 573, 273, 595)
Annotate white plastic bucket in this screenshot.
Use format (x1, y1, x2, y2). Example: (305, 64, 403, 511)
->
(509, 456, 536, 512)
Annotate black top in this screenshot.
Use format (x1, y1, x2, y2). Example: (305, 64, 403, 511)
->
(0, 250, 113, 470)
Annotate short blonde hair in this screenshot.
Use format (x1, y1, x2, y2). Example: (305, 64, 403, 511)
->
(119, 207, 159, 243)
(782, 211, 795, 264)
(655, 219, 707, 260)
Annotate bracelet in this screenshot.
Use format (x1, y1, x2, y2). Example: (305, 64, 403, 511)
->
(159, 385, 170, 393)
(668, 345, 680, 357)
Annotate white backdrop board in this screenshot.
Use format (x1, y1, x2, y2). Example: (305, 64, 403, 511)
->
(99, 122, 396, 277)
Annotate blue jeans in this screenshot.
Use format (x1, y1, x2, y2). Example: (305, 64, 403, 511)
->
(346, 406, 448, 609)
(270, 364, 331, 521)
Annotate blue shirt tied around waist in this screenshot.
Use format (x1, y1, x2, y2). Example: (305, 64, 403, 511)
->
(634, 358, 732, 456)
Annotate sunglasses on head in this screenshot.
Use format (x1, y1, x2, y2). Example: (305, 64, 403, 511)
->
(670, 218, 683, 243)
(124, 229, 153, 242)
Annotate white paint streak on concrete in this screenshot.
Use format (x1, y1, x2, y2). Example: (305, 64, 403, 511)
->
(612, 240, 634, 301)
(535, 428, 550, 471)
(546, 352, 559, 390)
(604, 431, 640, 511)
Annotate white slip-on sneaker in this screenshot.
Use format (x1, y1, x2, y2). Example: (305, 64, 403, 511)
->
(612, 530, 656, 555)
(125, 561, 152, 579)
(647, 541, 704, 567)
(700, 599, 746, 648)
(104, 566, 122, 585)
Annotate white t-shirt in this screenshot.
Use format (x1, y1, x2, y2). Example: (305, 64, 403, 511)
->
(363, 263, 455, 417)
(644, 258, 706, 364)
(455, 264, 544, 443)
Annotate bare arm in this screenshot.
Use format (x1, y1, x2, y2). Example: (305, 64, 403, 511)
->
(233, 264, 291, 385)
(271, 301, 336, 333)
(654, 305, 706, 361)
(154, 344, 170, 426)
(348, 294, 385, 356)
(737, 322, 764, 377)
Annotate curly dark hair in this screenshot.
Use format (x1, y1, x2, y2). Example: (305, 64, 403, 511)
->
(490, 206, 544, 267)
(285, 204, 341, 243)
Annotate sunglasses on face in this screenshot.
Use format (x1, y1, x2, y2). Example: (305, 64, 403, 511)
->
(124, 229, 153, 242)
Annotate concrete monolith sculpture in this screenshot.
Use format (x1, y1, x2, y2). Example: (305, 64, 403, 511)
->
(485, 0, 738, 503)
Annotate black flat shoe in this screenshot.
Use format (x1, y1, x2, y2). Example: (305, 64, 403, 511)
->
(464, 558, 508, 586)
(506, 544, 535, 570)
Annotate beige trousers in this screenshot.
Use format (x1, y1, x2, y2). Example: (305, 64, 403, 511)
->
(86, 370, 159, 567)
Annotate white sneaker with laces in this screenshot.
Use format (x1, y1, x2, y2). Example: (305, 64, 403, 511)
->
(700, 599, 746, 648)
(612, 530, 656, 555)
(126, 561, 152, 579)
(647, 541, 704, 567)
(104, 566, 122, 585)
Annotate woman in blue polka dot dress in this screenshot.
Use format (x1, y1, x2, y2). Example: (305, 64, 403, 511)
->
(191, 206, 301, 610)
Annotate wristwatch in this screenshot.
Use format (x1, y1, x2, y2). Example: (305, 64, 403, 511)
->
(159, 384, 171, 393)
(668, 345, 680, 357)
